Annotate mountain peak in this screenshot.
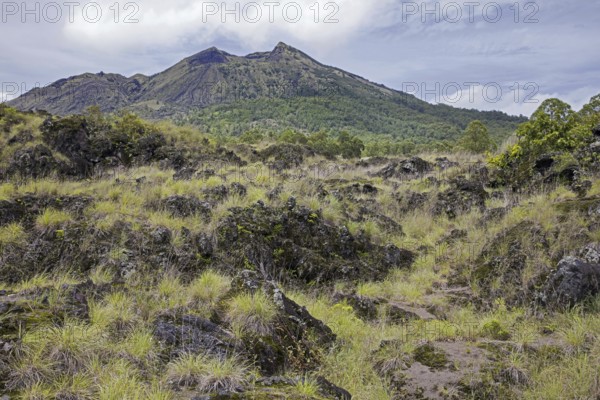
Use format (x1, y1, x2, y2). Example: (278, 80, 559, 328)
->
(273, 42, 294, 51)
(269, 41, 315, 63)
(186, 46, 231, 65)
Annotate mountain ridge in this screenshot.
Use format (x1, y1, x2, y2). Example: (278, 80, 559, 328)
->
(8, 42, 526, 142)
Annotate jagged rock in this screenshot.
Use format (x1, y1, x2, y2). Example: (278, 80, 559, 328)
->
(195, 233, 214, 258)
(286, 196, 297, 211)
(0, 200, 26, 226)
(229, 271, 336, 375)
(579, 243, 600, 264)
(356, 157, 389, 168)
(332, 293, 379, 321)
(499, 366, 529, 386)
(541, 256, 600, 308)
(316, 376, 352, 400)
(385, 302, 436, 322)
(435, 157, 458, 170)
(362, 183, 378, 194)
(394, 191, 429, 213)
(173, 167, 196, 181)
(259, 143, 315, 170)
(571, 179, 592, 198)
(434, 177, 489, 219)
(481, 207, 508, 224)
(534, 154, 557, 175)
(204, 185, 230, 203)
(230, 182, 247, 197)
(382, 244, 415, 269)
(7, 144, 59, 178)
(438, 229, 468, 244)
(161, 195, 212, 219)
(255, 376, 296, 387)
(217, 203, 413, 285)
(376, 157, 432, 179)
(373, 214, 403, 235)
(267, 185, 283, 201)
(154, 314, 239, 359)
(151, 227, 172, 245)
(7, 130, 34, 145)
(472, 221, 548, 307)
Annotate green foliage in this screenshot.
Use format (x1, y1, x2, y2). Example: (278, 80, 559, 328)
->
(0, 104, 27, 132)
(489, 95, 600, 185)
(183, 95, 524, 146)
(481, 320, 511, 340)
(490, 95, 599, 174)
(458, 120, 496, 153)
(113, 111, 158, 140)
(279, 129, 308, 145)
(337, 131, 365, 159)
(239, 128, 265, 144)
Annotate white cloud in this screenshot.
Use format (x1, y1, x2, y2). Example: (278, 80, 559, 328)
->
(61, 0, 397, 53)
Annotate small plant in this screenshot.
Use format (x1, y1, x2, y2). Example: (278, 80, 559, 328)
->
(120, 329, 156, 360)
(187, 270, 231, 305)
(0, 222, 27, 247)
(36, 208, 72, 229)
(89, 265, 115, 285)
(96, 359, 145, 400)
(89, 292, 136, 332)
(480, 319, 511, 341)
(225, 291, 277, 336)
(294, 376, 320, 397)
(166, 353, 250, 393)
(53, 372, 95, 400)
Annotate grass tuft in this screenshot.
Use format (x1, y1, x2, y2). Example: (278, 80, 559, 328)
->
(225, 291, 277, 336)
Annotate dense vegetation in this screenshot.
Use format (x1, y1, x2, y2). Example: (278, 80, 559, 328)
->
(179, 94, 525, 150)
(0, 96, 599, 399)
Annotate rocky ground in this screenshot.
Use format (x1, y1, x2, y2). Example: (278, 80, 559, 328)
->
(0, 108, 599, 399)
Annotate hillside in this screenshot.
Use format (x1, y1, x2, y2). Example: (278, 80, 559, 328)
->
(0, 100, 599, 399)
(8, 43, 525, 143)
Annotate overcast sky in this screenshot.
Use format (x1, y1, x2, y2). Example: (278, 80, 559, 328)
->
(1, 0, 598, 116)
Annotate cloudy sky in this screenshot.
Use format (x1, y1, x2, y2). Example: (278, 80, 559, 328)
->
(1, 0, 598, 116)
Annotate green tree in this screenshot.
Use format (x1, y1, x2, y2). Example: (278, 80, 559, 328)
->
(308, 130, 338, 158)
(458, 120, 496, 153)
(278, 129, 307, 144)
(337, 131, 365, 159)
(239, 128, 264, 144)
(489, 96, 600, 175)
(516, 98, 578, 154)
